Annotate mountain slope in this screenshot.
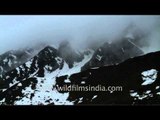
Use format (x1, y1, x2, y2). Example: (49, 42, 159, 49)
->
(0, 44, 44, 79)
(0, 41, 159, 105)
(56, 51, 160, 105)
(0, 49, 34, 77)
(0, 46, 93, 105)
(82, 39, 144, 71)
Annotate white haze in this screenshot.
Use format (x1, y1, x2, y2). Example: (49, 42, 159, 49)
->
(0, 15, 160, 54)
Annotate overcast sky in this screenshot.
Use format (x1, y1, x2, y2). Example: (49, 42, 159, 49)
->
(0, 15, 160, 54)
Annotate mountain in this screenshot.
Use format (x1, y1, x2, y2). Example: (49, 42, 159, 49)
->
(0, 39, 158, 105)
(82, 38, 144, 71)
(0, 48, 37, 78)
(0, 45, 93, 105)
(56, 51, 160, 105)
(0, 43, 48, 79)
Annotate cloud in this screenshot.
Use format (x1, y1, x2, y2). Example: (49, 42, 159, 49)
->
(0, 15, 159, 54)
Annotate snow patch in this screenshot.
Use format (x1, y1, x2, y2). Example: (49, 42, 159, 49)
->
(10, 54, 17, 59)
(146, 90, 151, 94)
(16, 96, 21, 99)
(92, 95, 97, 100)
(96, 55, 102, 61)
(19, 66, 25, 72)
(130, 90, 153, 100)
(9, 78, 19, 88)
(3, 58, 8, 63)
(17, 83, 22, 87)
(138, 95, 148, 100)
(141, 69, 158, 86)
(0, 98, 5, 105)
(156, 86, 160, 90)
(81, 81, 85, 84)
(45, 65, 53, 71)
(0, 66, 3, 71)
(58, 51, 93, 77)
(157, 92, 160, 95)
(6, 76, 10, 79)
(64, 79, 71, 83)
(1, 89, 7, 92)
(55, 57, 63, 65)
(16, 68, 20, 75)
(91, 67, 99, 69)
(25, 60, 32, 68)
(78, 97, 83, 104)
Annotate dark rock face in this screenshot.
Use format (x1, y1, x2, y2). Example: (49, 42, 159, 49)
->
(36, 46, 60, 77)
(56, 51, 160, 105)
(0, 78, 38, 105)
(82, 39, 144, 71)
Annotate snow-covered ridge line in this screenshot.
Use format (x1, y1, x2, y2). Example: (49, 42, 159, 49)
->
(14, 49, 94, 105)
(0, 45, 94, 105)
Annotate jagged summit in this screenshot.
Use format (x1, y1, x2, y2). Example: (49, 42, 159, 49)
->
(82, 39, 144, 71)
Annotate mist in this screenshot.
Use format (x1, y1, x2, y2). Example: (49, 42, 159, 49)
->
(0, 15, 160, 54)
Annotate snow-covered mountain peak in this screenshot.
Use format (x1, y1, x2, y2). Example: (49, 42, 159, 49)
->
(0, 45, 94, 105)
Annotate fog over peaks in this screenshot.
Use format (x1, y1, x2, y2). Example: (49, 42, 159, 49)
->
(0, 15, 160, 54)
